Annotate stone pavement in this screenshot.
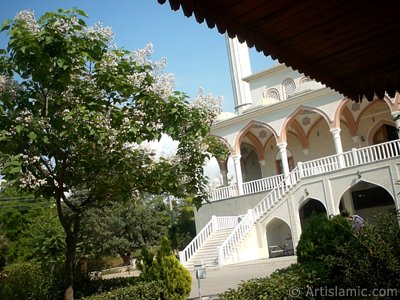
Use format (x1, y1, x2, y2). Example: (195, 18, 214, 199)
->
(187, 256, 297, 300)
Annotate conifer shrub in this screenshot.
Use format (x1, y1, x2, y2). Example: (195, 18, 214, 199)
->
(136, 237, 192, 300)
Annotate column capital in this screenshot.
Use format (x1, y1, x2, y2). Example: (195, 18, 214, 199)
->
(390, 110, 400, 117)
(277, 142, 287, 149)
(232, 154, 241, 161)
(330, 127, 341, 135)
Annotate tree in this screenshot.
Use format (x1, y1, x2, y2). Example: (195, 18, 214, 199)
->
(80, 195, 170, 265)
(0, 8, 217, 299)
(169, 197, 196, 251)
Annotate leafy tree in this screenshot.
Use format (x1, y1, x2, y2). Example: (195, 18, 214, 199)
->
(169, 197, 196, 251)
(0, 184, 54, 266)
(80, 195, 169, 265)
(0, 8, 217, 299)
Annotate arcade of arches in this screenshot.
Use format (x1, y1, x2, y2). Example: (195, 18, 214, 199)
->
(214, 99, 400, 188)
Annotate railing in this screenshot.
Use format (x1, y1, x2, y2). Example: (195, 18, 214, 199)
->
(210, 140, 400, 203)
(209, 185, 238, 202)
(242, 174, 284, 195)
(218, 170, 301, 265)
(179, 215, 239, 266)
(217, 139, 400, 266)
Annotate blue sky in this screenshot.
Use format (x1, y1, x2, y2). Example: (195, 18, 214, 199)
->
(0, 0, 275, 113)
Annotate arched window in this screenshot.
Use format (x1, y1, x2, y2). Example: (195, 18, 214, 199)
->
(282, 78, 296, 98)
(300, 76, 311, 84)
(265, 88, 280, 100)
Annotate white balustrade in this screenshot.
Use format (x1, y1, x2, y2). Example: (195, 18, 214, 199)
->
(179, 215, 239, 266)
(209, 185, 238, 202)
(242, 174, 284, 195)
(217, 139, 400, 266)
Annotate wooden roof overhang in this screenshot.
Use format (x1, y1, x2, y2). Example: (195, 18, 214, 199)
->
(158, 0, 400, 102)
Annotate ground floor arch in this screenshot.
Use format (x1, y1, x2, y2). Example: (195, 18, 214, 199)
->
(339, 180, 396, 222)
(299, 198, 327, 229)
(265, 217, 294, 258)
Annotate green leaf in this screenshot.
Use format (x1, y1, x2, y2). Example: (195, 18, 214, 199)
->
(28, 131, 37, 142)
(76, 9, 89, 18)
(1, 19, 11, 32)
(15, 125, 24, 133)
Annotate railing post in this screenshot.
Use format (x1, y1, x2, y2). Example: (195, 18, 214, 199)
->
(211, 215, 217, 230)
(179, 251, 184, 264)
(297, 161, 304, 178)
(351, 148, 359, 165)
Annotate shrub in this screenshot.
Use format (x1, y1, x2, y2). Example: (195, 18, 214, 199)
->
(136, 237, 192, 300)
(323, 212, 400, 290)
(73, 270, 137, 299)
(0, 261, 62, 300)
(296, 213, 354, 263)
(220, 261, 330, 299)
(80, 281, 162, 300)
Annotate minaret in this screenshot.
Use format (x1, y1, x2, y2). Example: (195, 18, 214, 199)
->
(226, 35, 252, 114)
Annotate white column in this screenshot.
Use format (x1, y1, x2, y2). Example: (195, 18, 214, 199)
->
(391, 111, 400, 139)
(330, 128, 345, 168)
(226, 36, 252, 114)
(277, 143, 290, 179)
(259, 159, 266, 177)
(233, 155, 244, 195)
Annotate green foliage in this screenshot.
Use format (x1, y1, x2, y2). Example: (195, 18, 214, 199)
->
(0, 261, 62, 300)
(221, 212, 400, 299)
(323, 212, 400, 290)
(296, 213, 354, 263)
(80, 195, 169, 260)
(220, 261, 329, 300)
(80, 281, 162, 300)
(169, 197, 196, 251)
(0, 7, 215, 298)
(136, 237, 192, 299)
(7, 206, 65, 264)
(73, 272, 138, 299)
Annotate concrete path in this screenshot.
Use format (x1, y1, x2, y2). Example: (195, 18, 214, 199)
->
(187, 256, 297, 300)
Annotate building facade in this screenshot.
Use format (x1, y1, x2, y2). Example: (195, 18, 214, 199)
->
(180, 38, 400, 268)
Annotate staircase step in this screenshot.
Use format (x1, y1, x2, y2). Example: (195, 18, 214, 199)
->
(184, 227, 235, 269)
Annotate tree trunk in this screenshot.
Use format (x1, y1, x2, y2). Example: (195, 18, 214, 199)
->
(121, 253, 131, 266)
(63, 232, 77, 300)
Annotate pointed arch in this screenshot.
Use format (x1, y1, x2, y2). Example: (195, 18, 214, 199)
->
(290, 120, 308, 149)
(367, 119, 397, 145)
(245, 132, 266, 161)
(340, 106, 358, 137)
(338, 179, 396, 221)
(280, 105, 332, 143)
(333, 97, 351, 128)
(234, 120, 278, 155)
(209, 134, 233, 154)
(356, 98, 393, 126)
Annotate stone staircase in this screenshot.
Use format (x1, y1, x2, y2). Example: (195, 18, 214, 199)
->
(185, 227, 234, 269)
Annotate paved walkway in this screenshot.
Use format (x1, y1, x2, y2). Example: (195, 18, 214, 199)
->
(187, 256, 297, 300)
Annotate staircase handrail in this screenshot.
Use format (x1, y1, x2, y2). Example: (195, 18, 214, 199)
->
(179, 215, 239, 266)
(218, 169, 301, 265)
(218, 139, 400, 265)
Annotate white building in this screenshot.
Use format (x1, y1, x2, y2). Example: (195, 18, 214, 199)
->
(180, 38, 400, 268)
